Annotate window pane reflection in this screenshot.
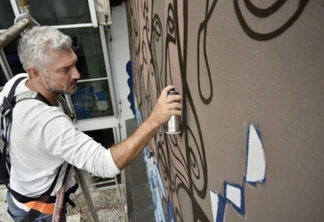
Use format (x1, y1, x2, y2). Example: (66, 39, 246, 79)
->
(28, 0, 91, 26)
(0, 67, 7, 87)
(0, 0, 15, 29)
(61, 28, 107, 80)
(4, 39, 25, 75)
(71, 80, 114, 120)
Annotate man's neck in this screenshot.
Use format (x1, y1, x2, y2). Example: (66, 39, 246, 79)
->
(26, 79, 59, 106)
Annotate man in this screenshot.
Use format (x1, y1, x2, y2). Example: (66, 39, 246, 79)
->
(0, 26, 182, 221)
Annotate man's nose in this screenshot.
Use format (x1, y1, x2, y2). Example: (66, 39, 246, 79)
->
(71, 67, 80, 80)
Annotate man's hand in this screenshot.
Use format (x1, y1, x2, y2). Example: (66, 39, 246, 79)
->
(110, 85, 182, 170)
(148, 85, 183, 127)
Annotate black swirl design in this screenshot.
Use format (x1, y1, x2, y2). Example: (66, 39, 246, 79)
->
(126, 0, 308, 221)
(127, 0, 211, 221)
(197, 0, 218, 104)
(234, 0, 309, 41)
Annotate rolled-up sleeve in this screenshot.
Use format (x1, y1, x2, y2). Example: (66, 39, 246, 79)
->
(42, 112, 120, 178)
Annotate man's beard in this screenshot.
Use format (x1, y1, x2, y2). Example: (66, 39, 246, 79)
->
(45, 76, 77, 95)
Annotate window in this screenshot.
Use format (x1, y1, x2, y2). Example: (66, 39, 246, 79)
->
(60, 27, 115, 119)
(27, 0, 91, 26)
(0, 67, 7, 88)
(0, 0, 15, 29)
(3, 39, 24, 75)
(71, 80, 114, 119)
(0, 0, 118, 127)
(63, 27, 107, 80)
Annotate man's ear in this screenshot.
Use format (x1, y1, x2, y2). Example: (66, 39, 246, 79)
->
(27, 67, 42, 81)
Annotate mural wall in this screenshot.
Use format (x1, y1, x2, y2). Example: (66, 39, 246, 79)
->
(125, 0, 324, 221)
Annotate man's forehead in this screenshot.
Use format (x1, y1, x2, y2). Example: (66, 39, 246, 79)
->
(49, 48, 74, 58)
(48, 49, 77, 66)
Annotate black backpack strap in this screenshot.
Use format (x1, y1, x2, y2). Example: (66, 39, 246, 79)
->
(35, 93, 52, 107)
(3, 76, 26, 110)
(58, 95, 75, 121)
(0, 76, 27, 187)
(21, 209, 41, 222)
(1, 77, 77, 221)
(64, 182, 78, 208)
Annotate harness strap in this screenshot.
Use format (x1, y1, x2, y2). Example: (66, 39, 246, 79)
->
(22, 183, 79, 216)
(14, 91, 52, 107)
(1, 77, 78, 221)
(21, 209, 41, 222)
(64, 183, 79, 208)
(11, 164, 62, 204)
(2, 80, 63, 204)
(0, 77, 26, 186)
(24, 201, 55, 215)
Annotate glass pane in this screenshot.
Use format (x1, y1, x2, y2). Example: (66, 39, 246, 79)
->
(2, 27, 106, 79)
(85, 128, 115, 149)
(84, 129, 120, 185)
(3, 38, 25, 75)
(71, 80, 114, 120)
(0, 67, 7, 87)
(0, 0, 15, 29)
(28, 0, 91, 26)
(61, 28, 107, 80)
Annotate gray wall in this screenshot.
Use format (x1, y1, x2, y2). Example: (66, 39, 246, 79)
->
(126, 0, 324, 221)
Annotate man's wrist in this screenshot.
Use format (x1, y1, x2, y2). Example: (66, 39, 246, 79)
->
(145, 116, 161, 131)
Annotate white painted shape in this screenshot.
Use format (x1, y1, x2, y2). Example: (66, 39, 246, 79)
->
(225, 184, 241, 208)
(210, 190, 219, 222)
(154, 163, 166, 198)
(246, 124, 266, 182)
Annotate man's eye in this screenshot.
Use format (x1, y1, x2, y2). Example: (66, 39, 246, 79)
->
(60, 68, 69, 73)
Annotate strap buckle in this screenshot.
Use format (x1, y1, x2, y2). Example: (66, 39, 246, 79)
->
(1, 97, 13, 118)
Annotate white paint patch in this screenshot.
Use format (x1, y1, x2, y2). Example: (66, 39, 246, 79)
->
(246, 124, 266, 183)
(225, 184, 241, 208)
(210, 190, 219, 222)
(154, 163, 166, 198)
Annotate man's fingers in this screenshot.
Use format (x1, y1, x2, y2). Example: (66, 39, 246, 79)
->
(170, 109, 182, 116)
(161, 85, 175, 97)
(168, 102, 182, 110)
(166, 95, 182, 103)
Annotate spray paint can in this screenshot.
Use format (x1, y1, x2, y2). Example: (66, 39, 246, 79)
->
(165, 89, 181, 134)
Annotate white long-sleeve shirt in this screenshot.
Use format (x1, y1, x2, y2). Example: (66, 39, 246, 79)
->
(0, 74, 120, 211)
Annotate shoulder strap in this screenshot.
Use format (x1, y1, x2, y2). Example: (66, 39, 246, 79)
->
(0, 77, 71, 203)
(58, 95, 75, 121)
(14, 91, 53, 107)
(0, 77, 27, 187)
(7, 77, 26, 103)
(1, 77, 26, 123)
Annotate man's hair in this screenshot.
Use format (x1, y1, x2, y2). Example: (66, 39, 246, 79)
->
(18, 26, 72, 72)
